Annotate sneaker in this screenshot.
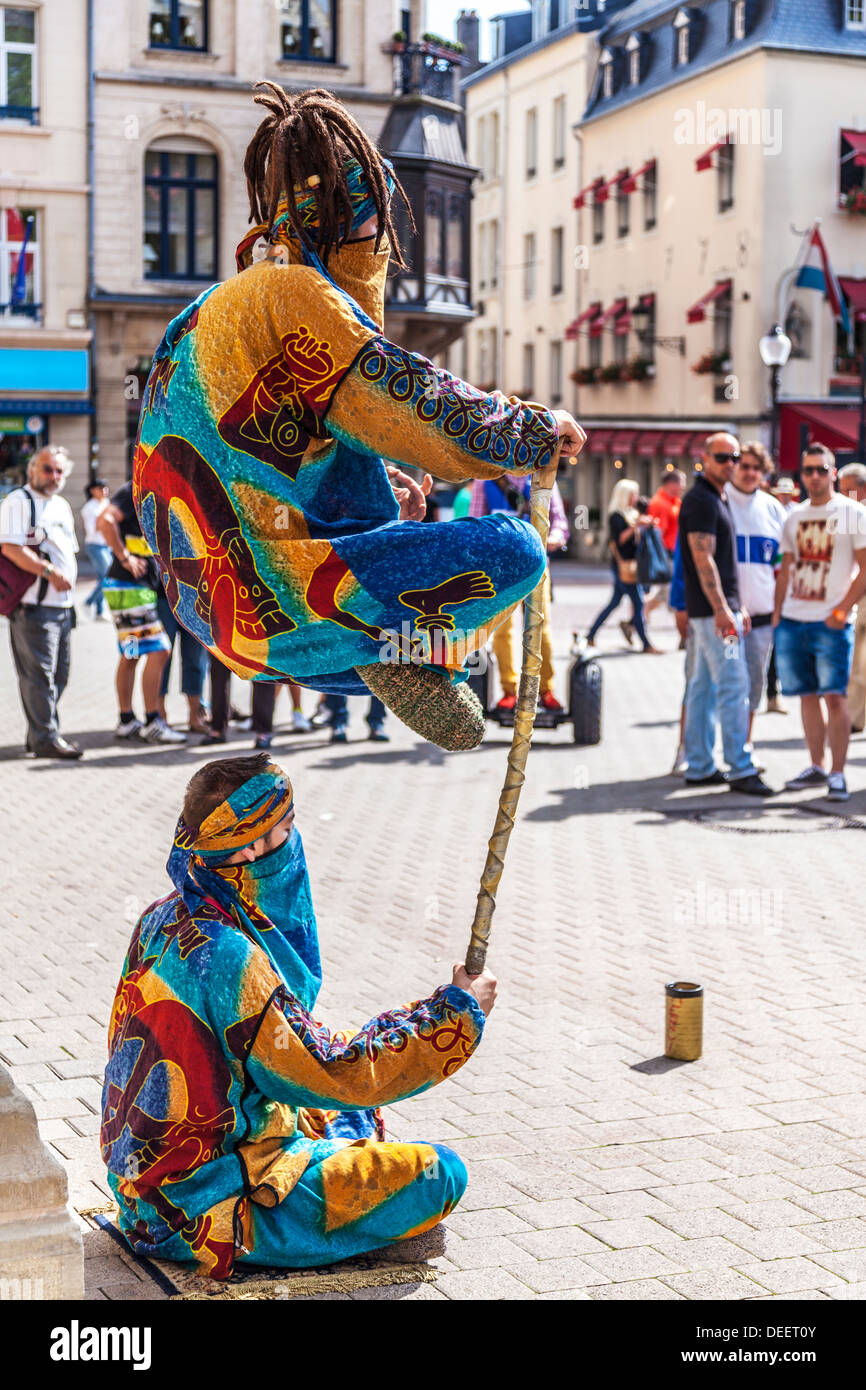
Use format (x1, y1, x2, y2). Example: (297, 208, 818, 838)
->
(765, 697, 787, 715)
(620, 620, 635, 648)
(540, 692, 564, 712)
(368, 725, 390, 742)
(729, 774, 776, 797)
(292, 710, 312, 733)
(826, 772, 850, 802)
(785, 765, 828, 790)
(330, 728, 348, 744)
(254, 733, 272, 751)
(684, 770, 727, 786)
(115, 717, 144, 740)
(200, 731, 227, 747)
(495, 694, 517, 711)
(141, 716, 187, 745)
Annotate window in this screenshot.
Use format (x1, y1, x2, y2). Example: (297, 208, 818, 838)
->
(1, 7, 37, 121)
(280, 0, 336, 63)
(616, 175, 630, 237)
(523, 233, 536, 300)
(553, 95, 566, 170)
(525, 108, 538, 179)
(635, 295, 657, 364)
(731, 0, 747, 40)
(479, 328, 491, 387)
(478, 223, 488, 292)
(149, 1, 208, 51)
(522, 343, 535, 397)
(712, 282, 732, 357)
(644, 161, 657, 230)
(1, 207, 39, 320)
(144, 147, 218, 279)
(550, 340, 562, 405)
(551, 227, 564, 295)
(718, 139, 735, 211)
(592, 195, 605, 245)
(490, 219, 499, 288)
(840, 130, 866, 203)
(425, 188, 443, 275)
(673, 9, 691, 66)
(600, 50, 614, 99)
(475, 116, 486, 177)
(846, 0, 865, 29)
(446, 194, 465, 279)
(626, 33, 642, 86)
(613, 330, 628, 367)
(589, 333, 602, 371)
(488, 111, 500, 179)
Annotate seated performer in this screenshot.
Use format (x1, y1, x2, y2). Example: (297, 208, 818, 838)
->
(132, 83, 585, 750)
(100, 754, 496, 1277)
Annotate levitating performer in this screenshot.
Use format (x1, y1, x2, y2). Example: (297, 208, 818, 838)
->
(132, 84, 585, 749)
(100, 754, 496, 1277)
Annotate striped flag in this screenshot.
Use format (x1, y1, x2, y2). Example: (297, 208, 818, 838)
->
(794, 224, 852, 337)
(10, 215, 33, 307)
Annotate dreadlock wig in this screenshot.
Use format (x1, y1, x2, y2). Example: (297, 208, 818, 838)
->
(243, 82, 413, 266)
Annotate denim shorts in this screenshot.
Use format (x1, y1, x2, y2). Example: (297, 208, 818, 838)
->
(774, 617, 855, 697)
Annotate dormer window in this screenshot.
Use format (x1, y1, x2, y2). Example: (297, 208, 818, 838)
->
(626, 33, 642, 86)
(673, 8, 691, 66)
(731, 0, 747, 40)
(600, 48, 614, 99)
(846, 0, 866, 29)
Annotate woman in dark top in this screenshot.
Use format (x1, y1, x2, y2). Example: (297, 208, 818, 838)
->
(586, 479, 659, 653)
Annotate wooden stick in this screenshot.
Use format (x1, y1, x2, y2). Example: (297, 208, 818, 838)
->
(465, 451, 561, 975)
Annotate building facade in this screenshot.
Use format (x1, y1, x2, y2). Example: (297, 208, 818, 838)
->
(0, 0, 91, 490)
(571, 0, 866, 555)
(90, 0, 476, 492)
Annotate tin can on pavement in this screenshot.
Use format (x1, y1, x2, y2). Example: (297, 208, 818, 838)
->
(665, 981, 703, 1061)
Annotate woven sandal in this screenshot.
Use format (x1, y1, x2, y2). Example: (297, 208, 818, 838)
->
(355, 662, 485, 751)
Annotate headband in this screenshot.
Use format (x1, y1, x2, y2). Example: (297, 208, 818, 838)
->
(176, 763, 294, 862)
(236, 157, 395, 271)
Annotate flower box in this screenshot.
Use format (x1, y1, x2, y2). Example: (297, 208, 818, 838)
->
(692, 352, 732, 376)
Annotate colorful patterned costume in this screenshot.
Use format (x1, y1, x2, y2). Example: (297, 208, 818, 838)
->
(132, 203, 559, 695)
(100, 765, 484, 1277)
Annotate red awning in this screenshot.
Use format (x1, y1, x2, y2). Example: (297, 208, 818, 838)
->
(611, 430, 636, 456)
(636, 430, 665, 456)
(783, 404, 858, 450)
(620, 159, 656, 195)
(565, 301, 603, 338)
(842, 129, 866, 168)
(587, 428, 613, 451)
(614, 311, 633, 336)
(687, 279, 732, 324)
(690, 434, 709, 459)
(634, 291, 656, 312)
(840, 277, 866, 323)
(661, 431, 692, 456)
(574, 178, 604, 210)
(589, 316, 606, 338)
(696, 139, 726, 172)
(602, 297, 629, 323)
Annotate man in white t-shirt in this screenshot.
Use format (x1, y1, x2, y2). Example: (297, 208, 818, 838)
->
(0, 446, 81, 758)
(727, 443, 787, 744)
(773, 444, 866, 801)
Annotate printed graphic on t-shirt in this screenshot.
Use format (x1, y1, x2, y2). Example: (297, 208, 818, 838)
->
(791, 518, 833, 602)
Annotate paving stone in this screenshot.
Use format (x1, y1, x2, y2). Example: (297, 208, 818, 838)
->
(446, 1207, 533, 1240)
(790, 1191, 866, 1221)
(588, 1279, 686, 1300)
(435, 1268, 536, 1301)
(806, 1248, 866, 1283)
(662, 1269, 769, 1300)
(651, 1236, 754, 1270)
(805, 1218, 866, 1251)
(725, 1226, 829, 1261)
(582, 1246, 688, 1283)
(511, 1226, 612, 1260)
(733, 1257, 848, 1295)
(579, 1216, 682, 1249)
(508, 1198, 603, 1229)
(512, 1256, 609, 1294)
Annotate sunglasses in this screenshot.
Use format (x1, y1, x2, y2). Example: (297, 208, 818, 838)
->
(801, 465, 830, 476)
(712, 452, 741, 464)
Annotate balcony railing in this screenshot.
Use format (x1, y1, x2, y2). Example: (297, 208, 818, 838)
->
(0, 105, 39, 124)
(0, 302, 42, 321)
(385, 41, 464, 102)
(386, 271, 472, 317)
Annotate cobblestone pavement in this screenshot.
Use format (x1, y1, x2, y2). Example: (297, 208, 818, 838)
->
(3, 565, 866, 1302)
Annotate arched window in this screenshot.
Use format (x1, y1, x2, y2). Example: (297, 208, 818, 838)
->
(143, 139, 218, 280)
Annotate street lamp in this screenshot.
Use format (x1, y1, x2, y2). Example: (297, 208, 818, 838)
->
(759, 324, 793, 462)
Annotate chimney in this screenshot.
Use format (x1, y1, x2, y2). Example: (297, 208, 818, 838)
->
(457, 8, 481, 75)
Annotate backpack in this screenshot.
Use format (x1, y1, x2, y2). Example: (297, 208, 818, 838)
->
(637, 524, 673, 587)
(0, 489, 50, 616)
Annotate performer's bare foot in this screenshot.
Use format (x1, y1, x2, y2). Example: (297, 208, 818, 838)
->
(356, 662, 485, 751)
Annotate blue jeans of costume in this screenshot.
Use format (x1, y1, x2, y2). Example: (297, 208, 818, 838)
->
(157, 592, 208, 700)
(684, 615, 756, 781)
(84, 542, 111, 616)
(325, 693, 387, 733)
(587, 566, 650, 649)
